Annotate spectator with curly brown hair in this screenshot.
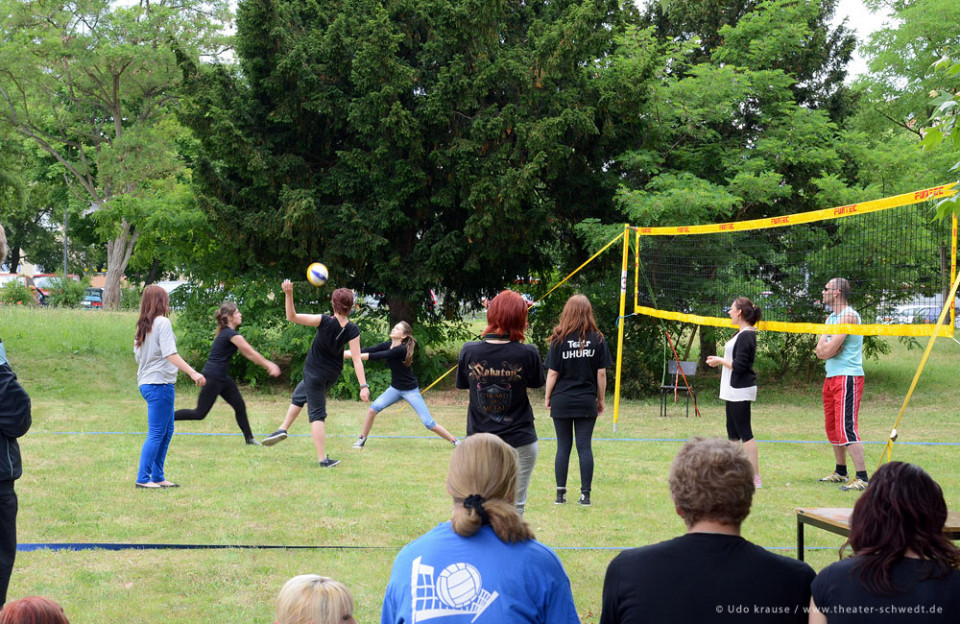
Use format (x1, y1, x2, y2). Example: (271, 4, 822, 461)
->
(600, 437, 815, 623)
(810, 461, 960, 623)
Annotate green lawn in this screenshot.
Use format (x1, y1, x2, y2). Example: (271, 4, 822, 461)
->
(2, 306, 959, 623)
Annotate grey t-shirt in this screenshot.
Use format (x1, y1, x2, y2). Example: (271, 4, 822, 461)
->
(135, 316, 178, 385)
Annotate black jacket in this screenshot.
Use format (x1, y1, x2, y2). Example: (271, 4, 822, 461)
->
(730, 330, 758, 389)
(0, 362, 31, 482)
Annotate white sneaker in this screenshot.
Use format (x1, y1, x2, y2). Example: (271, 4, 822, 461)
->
(352, 436, 366, 449)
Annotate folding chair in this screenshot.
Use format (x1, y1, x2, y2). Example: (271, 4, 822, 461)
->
(660, 360, 698, 417)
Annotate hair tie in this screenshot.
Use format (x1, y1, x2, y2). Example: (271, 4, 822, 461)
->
(462, 494, 490, 525)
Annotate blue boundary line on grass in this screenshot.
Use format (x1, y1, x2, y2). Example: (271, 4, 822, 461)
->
(30, 431, 960, 446)
(18, 543, 835, 553)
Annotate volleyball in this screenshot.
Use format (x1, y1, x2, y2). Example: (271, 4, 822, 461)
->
(306, 262, 328, 287)
(436, 563, 482, 608)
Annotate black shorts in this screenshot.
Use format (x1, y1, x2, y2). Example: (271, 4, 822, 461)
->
(302, 372, 335, 422)
(725, 400, 754, 442)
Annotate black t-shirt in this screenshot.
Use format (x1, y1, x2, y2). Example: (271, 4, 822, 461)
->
(545, 330, 613, 418)
(812, 556, 960, 623)
(363, 341, 418, 391)
(202, 327, 239, 379)
(600, 533, 815, 624)
(303, 315, 360, 382)
(455, 340, 546, 448)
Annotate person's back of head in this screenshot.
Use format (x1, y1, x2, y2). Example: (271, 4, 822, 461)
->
(447, 433, 534, 543)
(848, 461, 960, 595)
(0, 596, 69, 624)
(669, 437, 754, 529)
(275, 575, 355, 624)
(483, 291, 528, 342)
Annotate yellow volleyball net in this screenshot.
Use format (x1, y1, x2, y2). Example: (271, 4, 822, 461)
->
(629, 183, 958, 338)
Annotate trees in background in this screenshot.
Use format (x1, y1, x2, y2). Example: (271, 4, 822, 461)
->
(0, 0, 231, 306)
(180, 0, 648, 322)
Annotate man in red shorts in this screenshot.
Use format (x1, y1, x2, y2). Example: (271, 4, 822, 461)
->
(814, 278, 868, 491)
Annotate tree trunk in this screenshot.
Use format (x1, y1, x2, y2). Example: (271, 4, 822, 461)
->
(698, 327, 716, 369)
(103, 218, 139, 309)
(385, 293, 416, 326)
(145, 257, 161, 286)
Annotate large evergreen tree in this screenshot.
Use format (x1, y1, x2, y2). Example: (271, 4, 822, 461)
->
(181, 0, 645, 321)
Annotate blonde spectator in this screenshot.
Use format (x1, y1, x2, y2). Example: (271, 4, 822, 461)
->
(275, 575, 356, 624)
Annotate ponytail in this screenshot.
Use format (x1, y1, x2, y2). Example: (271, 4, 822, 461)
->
(215, 301, 239, 336)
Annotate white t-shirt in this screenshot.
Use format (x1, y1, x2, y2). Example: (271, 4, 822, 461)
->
(719, 331, 757, 402)
(135, 316, 178, 385)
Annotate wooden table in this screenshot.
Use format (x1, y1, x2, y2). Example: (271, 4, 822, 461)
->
(795, 508, 960, 561)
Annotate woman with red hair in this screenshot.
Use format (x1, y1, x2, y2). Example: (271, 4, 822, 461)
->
(0, 596, 70, 623)
(134, 285, 205, 489)
(456, 291, 545, 515)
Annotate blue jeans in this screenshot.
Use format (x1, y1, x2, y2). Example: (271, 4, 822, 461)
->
(138, 384, 175, 483)
(371, 386, 436, 429)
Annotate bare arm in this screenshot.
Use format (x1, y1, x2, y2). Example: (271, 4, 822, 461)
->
(281, 279, 323, 326)
(165, 353, 205, 386)
(597, 367, 607, 414)
(347, 336, 370, 402)
(342, 350, 370, 361)
(815, 312, 857, 360)
(808, 597, 827, 624)
(544, 369, 558, 409)
(231, 334, 281, 377)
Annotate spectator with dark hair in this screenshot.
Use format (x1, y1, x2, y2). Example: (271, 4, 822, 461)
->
(0, 596, 69, 624)
(706, 296, 763, 488)
(810, 461, 960, 623)
(0, 307, 31, 606)
(261, 281, 369, 466)
(381, 433, 579, 623)
(600, 437, 814, 623)
(456, 291, 545, 514)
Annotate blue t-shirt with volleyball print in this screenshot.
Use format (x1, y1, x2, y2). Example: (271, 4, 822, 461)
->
(381, 523, 579, 624)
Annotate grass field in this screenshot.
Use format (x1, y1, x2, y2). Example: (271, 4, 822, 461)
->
(2, 306, 959, 623)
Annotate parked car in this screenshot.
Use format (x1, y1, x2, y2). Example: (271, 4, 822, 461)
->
(81, 287, 104, 310)
(0, 273, 44, 305)
(32, 273, 80, 297)
(876, 304, 960, 327)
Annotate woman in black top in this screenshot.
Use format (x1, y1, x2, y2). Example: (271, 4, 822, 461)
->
(174, 301, 280, 445)
(456, 290, 545, 515)
(343, 321, 458, 449)
(705, 296, 761, 487)
(544, 295, 612, 506)
(811, 462, 960, 623)
(262, 281, 370, 467)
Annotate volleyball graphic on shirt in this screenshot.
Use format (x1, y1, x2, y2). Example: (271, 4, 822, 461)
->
(436, 562, 482, 607)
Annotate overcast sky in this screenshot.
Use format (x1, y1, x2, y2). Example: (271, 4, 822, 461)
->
(833, 0, 895, 78)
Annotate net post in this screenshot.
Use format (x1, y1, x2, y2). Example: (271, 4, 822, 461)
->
(952, 214, 957, 331)
(613, 224, 629, 432)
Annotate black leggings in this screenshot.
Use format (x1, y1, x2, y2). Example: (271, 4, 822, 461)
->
(174, 375, 253, 441)
(553, 417, 597, 493)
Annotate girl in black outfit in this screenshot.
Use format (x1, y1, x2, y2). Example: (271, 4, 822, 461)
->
(544, 294, 613, 506)
(344, 321, 458, 448)
(174, 301, 280, 445)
